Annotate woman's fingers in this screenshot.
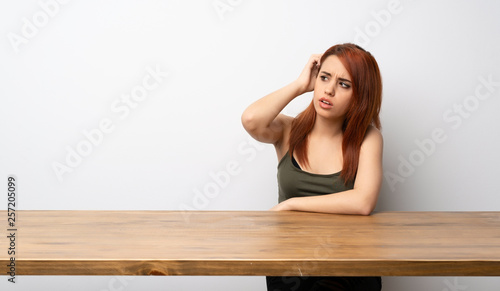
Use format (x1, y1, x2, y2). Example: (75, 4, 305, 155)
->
(310, 54, 322, 68)
(296, 54, 323, 93)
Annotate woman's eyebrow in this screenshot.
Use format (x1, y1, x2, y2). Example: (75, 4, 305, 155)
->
(321, 71, 352, 83)
(320, 71, 352, 83)
(338, 77, 352, 83)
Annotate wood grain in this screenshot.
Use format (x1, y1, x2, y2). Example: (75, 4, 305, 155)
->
(1, 211, 500, 276)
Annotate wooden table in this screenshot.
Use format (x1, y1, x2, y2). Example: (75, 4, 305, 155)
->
(1, 211, 500, 276)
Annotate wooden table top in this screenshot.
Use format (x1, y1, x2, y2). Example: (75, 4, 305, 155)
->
(1, 210, 500, 276)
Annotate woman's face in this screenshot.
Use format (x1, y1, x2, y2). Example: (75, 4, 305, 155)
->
(313, 55, 353, 121)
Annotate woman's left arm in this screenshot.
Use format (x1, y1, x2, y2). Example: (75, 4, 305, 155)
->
(270, 127, 383, 215)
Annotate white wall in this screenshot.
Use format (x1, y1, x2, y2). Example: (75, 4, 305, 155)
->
(1, 0, 499, 290)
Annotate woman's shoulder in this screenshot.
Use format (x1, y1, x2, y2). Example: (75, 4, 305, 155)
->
(361, 125, 383, 150)
(365, 124, 382, 137)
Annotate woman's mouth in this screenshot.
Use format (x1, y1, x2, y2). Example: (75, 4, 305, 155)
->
(319, 98, 333, 109)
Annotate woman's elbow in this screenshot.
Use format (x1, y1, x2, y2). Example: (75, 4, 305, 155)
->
(358, 206, 374, 216)
(241, 110, 257, 133)
(357, 199, 377, 216)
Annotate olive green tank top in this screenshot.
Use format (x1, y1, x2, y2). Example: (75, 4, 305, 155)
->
(277, 151, 354, 203)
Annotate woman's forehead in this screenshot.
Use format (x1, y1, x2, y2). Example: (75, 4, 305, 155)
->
(321, 55, 351, 79)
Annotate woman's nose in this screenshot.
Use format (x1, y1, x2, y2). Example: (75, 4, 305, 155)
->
(324, 84, 335, 96)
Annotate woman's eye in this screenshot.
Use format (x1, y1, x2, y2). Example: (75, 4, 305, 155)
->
(320, 75, 328, 81)
(340, 82, 350, 88)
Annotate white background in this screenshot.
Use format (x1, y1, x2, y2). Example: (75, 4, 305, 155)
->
(1, 0, 499, 290)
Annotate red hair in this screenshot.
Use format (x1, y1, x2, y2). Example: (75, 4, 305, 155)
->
(289, 43, 382, 185)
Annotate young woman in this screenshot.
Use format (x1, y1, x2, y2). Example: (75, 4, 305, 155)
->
(241, 43, 383, 291)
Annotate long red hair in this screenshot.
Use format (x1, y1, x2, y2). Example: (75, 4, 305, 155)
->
(289, 43, 382, 185)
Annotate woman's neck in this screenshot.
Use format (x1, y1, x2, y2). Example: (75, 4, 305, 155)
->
(310, 115, 344, 140)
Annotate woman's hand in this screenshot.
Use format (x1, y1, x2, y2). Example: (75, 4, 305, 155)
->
(241, 53, 322, 147)
(294, 54, 322, 95)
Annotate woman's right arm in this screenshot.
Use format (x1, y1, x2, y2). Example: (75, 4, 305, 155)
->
(241, 54, 321, 147)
